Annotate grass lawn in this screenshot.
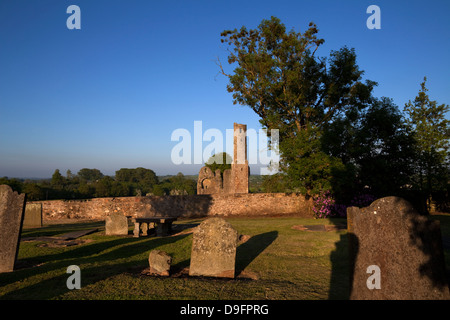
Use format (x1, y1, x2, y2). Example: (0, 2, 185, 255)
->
(0, 215, 449, 300)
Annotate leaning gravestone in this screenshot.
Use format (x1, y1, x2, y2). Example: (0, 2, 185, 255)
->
(0, 185, 26, 273)
(105, 212, 129, 236)
(23, 203, 42, 228)
(189, 218, 238, 278)
(347, 196, 450, 300)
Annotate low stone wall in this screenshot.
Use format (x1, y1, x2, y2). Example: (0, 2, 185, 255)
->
(29, 193, 312, 221)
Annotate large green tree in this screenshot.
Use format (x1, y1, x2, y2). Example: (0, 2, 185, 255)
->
(323, 97, 416, 199)
(404, 77, 449, 208)
(51, 169, 65, 187)
(218, 17, 375, 194)
(161, 172, 197, 195)
(77, 168, 104, 182)
(115, 167, 158, 195)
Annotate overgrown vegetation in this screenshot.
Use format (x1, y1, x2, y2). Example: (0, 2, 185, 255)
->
(204, 152, 232, 176)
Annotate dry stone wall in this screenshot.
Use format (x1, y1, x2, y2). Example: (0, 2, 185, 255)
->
(29, 193, 312, 222)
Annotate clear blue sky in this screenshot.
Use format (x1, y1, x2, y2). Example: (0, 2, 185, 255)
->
(1, 0, 449, 178)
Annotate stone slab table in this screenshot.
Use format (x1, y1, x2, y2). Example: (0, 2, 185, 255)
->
(132, 217, 177, 237)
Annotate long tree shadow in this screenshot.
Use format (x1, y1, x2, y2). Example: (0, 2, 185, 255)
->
(1, 260, 140, 300)
(1, 233, 191, 299)
(328, 230, 357, 300)
(16, 220, 196, 270)
(1, 237, 137, 288)
(235, 231, 278, 276)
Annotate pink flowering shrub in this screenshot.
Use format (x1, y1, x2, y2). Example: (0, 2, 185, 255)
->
(312, 191, 377, 218)
(312, 191, 336, 219)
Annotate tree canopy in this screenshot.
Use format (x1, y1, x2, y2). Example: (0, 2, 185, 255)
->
(77, 168, 104, 182)
(404, 77, 450, 208)
(205, 152, 232, 175)
(219, 16, 376, 194)
(219, 17, 449, 212)
(219, 17, 375, 136)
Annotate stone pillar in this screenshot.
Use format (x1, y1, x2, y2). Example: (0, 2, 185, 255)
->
(232, 123, 249, 194)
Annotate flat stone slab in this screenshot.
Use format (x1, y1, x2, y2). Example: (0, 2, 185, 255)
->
(22, 228, 98, 242)
(133, 217, 177, 223)
(132, 217, 177, 237)
(36, 239, 93, 248)
(292, 224, 346, 232)
(56, 228, 98, 240)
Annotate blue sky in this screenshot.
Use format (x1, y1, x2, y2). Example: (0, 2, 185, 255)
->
(0, 0, 449, 178)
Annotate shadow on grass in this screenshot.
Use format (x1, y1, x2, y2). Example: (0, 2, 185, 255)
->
(235, 231, 278, 276)
(1, 233, 191, 299)
(328, 231, 355, 300)
(21, 221, 105, 238)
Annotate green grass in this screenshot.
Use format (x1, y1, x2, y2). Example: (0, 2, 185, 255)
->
(1, 215, 448, 300)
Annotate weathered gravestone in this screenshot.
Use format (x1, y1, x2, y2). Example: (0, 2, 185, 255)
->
(23, 203, 42, 228)
(189, 217, 238, 278)
(105, 212, 129, 236)
(148, 250, 172, 276)
(0, 185, 26, 273)
(347, 196, 450, 300)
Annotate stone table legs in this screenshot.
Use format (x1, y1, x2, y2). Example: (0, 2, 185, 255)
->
(133, 220, 174, 237)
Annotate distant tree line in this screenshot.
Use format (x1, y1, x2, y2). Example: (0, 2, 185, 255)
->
(0, 168, 196, 201)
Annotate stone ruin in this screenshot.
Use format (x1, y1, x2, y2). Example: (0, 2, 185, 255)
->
(197, 123, 249, 195)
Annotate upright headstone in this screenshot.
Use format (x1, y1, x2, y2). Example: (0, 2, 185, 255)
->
(105, 212, 129, 236)
(0, 185, 26, 273)
(189, 218, 238, 278)
(23, 203, 42, 228)
(347, 196, 450, 300)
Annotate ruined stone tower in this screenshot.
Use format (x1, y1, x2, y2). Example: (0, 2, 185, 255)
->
(197, 123, 249, 194)
(231, 123, 249, 194)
